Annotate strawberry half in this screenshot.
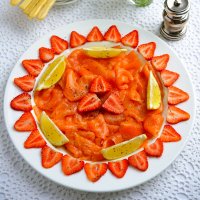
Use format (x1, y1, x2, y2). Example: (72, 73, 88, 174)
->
(14, 112, 37, 132)
(22, 59, 44, 77)
(78, 93, 101, 112)
(128, 150, 148, 171)
(144, 138, 163, 157)
(167, 105, 190, 124)
(24, 129, 46, 148)
(50, 35, 68, 54)
(10, 93, 32, 112)
(151, 54, 170, 71)
(90, 76, 111, 93)
(168, 86, 189, 105)
(39, 47, 54, 63)
(108, 159, 128, 178)
(121, 30, 139, 48)
(70, 31, 86, 48)
(84, 163, 107, 182)
(102, 93, 124, 114)
(14, 75, 35, 92)
(160, 125, 181, 142)
(161, 69, 179, 87)
(62, 155, 84, 175)
(104, 25, 121, 43)
(41, 145, 63, 168)
(137, 42, 156, 60)
(87, 26, 104, 42)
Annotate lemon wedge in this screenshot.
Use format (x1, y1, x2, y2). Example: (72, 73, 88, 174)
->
(83, 47, 127, 58)
(147, 71, 161, 110)
(101, 134, 147, 160)
(36, 55, 66, 91)
(40, 111, 69, 146)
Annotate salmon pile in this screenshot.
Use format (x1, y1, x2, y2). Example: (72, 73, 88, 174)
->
(34, 48, 164, 161)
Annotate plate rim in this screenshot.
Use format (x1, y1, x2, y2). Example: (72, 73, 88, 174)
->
(3, 19, 196, 192)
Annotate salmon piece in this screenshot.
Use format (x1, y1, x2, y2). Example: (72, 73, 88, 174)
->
(77, 131, 96, 142)
(115, 67, 134, 90)
(118, 51, 145, 70)
(124, 100, 148, 122)
(81, 59, 115, 81)
(103, 112, 125, 125)
(88, 114, 109, 139)
(33, 105, 42, 121)
(67, 49, 89, 71)
(103, 133, 124, 148)
(34, 85, 63, 111)
(119, 118, 144, 140)
(65, 143, 83, 158)
(74, 133, 102, 160)
(144, 113, 164, 137)
(107, 124, 120, 134)
(51, 99, 77, 119)
(129, 81, 141, 102)
(63, 68, 88, 101)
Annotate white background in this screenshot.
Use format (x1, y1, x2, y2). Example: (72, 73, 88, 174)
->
(0, 0, 200, 199)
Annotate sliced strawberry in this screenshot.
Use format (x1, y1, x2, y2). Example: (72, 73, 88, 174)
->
(128, 150, 148, 171)
(144, 138, 163, 157)
(137, 42, 156, 60)
(87, 26, 104, 42)
(10, 93, 32, 112)
(90, 76, 111, 93)
(104, 25, 121, 43)
(121, 30, 139, 48)
(14, 75, 35, 92)
(70, 31, 86, 48)
(167, 105, 190, 124)
(84, 163, 107, 182)
(62, 155, 84, 175)
(39, 47, 54, 63)
(102, 93, 124, 114)
(161, 69, 179, 87)
(41, 145, 63, 168)
(14, 112, 37, 132)
(24, 130, 46, 148)
(160, 125, 181, 142)
(168, 86, 189, 105)
(50, 35, 68, 54)
(108, 159, 128, 178)
(78, 93, 101, 112)
(22, 59, 44, 77)
(151, 54, 169, 71)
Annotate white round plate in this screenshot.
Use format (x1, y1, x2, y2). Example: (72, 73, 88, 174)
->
(3, 19, 195, 192)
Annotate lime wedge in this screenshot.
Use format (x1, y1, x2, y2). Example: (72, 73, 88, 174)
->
(40, 111, 69, 146)
(36, 55, 66, 91)
(101, 134, 147, 160)
(147, 71, 161, 110)
(83, 47, 127, 58)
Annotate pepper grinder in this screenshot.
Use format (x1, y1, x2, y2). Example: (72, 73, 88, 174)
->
(160, 0, 190, 40)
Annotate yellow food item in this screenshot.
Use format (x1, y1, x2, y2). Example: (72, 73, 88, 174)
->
(37, 0, 56, 20)
(36, 55, 66, 91)
(147, 71, 161, 110)
(83, 46, 127, 58)
(40, 111, 69, 146)
(10, 0, 22, 6)
(101, 134, 147, 160)
(29, 0, 48, 18)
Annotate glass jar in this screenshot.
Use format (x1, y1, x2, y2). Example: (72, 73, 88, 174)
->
(128, 0, 153, 7)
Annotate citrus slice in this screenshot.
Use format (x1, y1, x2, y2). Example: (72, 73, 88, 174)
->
(83, 46, 127, 58)
(40, 111, 69, 146)
(101, 134, 147, 160)
(147, 71, 161, 110)
(36, 55, 66, 91)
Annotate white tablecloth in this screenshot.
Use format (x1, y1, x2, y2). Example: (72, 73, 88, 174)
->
(0, 0, 200, 199)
